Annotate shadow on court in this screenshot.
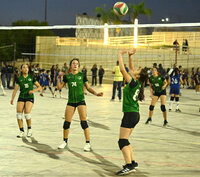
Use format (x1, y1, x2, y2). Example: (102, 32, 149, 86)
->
(22, 137, 60, 159)
(149, 124, 200, 137)
(73, 119, 110, 130)
(88, 120, 110, 130)
(68, 150, 148, 177)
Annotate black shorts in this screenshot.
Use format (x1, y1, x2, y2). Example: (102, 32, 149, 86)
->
(121, 112, 140, 128)
(67, 100, 86, 108)
(153, 89, 166, 97)
(18, 97, 34, 104)
(194, 79, 200, 85)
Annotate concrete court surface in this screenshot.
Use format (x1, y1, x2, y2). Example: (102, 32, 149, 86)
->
(0, 84, 200, 177)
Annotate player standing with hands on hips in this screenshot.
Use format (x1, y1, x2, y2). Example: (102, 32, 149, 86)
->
(10, 64, 41, 138)
(57, 58, 103, 151)
(116, 49, 148, 175)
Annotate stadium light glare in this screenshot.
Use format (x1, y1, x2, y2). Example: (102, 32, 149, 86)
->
(134, 18, 138, 48)
(104, 23, 108, 45)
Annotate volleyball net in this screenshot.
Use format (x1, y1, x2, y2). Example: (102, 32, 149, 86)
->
(0, 22, 200, 82)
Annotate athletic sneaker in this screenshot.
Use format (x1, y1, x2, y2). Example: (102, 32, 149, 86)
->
(145, 117, 152, 124)
(84, 143, 91, 152)
(17, 131, 24, 138)
(175, 109, 181, 112)
(163, 120, 168, 126)
(110, 99, 115, 102)
(27, 129, 32, 137)
(2, 91, 6, 95)
(169, 109, 172, 112)
(116, 164, 135, 176)
(58, 141, 68, 149)
(132, 161, 138, 168)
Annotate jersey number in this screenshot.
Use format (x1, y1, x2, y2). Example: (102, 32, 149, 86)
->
(133, 89, 140, 101)
(171, 78, 178, 84)
(72, 82, 77, 87)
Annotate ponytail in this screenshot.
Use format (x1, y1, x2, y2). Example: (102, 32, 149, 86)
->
(138, 68, 148, 101)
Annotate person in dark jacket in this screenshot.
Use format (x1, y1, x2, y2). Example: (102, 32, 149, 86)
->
(1, 63, 7, 88)
(91, 64, 98, 86)
(98, 65, 105, 86)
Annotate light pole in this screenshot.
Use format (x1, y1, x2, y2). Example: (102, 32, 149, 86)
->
(45, 0, 47, 22)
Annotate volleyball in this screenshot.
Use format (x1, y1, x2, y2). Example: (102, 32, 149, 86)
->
(113, 2, 128, 16)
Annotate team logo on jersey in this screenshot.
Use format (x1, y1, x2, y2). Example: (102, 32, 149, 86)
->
(24, 83, 29, 88)
(28, 78, 32, 81)
(78, 76, 81, 80)
(158, 78, 161, 80)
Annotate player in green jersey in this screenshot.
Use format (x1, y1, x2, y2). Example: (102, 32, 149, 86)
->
(145, 67, 168, 126)
(116, 49, 148, 176)
(57, 58, 103, 151)
(10, 64, 41, 138)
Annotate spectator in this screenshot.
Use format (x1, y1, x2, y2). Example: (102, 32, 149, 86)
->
(111, 61, 123, 101)
(173, 39, 180, 53)
(182, 39, 189, 54)
(1, 63, 7, 88)
(13, 67, 19, 88)
(50, 65, 55, 86)
(91, 64, 98, 86)
(123, 64, 129, 86)
(158, 64, 165, 77)
(153, 63, 157, 68)
(82, 65, 87, 78)
(98, 65, 105, 86)
(6, 63, 14, 89)
(62, 63, 69, 75)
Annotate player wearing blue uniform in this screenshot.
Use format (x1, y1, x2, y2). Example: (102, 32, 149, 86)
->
(168, 68, 183, 112)
(53, 69, 62, 98)
(194, 67, 200, 95)
(40, 70, 54, 96)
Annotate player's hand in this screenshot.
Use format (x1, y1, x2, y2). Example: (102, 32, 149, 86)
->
(29, 90, 34, 95)
(10, 100, 14, 105)
(96, 92, 103, 97)
(162, 86, 165, 90)
(58, 72, 64, 78)
(120, 50, 128, 55)
(128, 48, 136, 56)
(84, 91, 87, 95)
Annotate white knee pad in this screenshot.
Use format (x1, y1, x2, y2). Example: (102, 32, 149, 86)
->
(16, 113, 23, 120)
(24, 114, 31, 120)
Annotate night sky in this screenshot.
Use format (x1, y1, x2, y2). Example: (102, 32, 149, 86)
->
(0, 0, 199, 25)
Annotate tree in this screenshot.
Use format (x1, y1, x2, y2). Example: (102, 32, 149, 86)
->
(0, 20, 54, 61)
(128, 2, 152, 23)
(94, 4, 121, 24)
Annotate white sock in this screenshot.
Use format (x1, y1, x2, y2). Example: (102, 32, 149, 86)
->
(1, 85, 4, 91)
(176, 102, 179, 109)
(169, 101, 173, 109)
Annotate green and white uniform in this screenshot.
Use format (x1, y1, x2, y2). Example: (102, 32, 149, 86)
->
(63, 72, 87, 104)
(16, 75, 36, 102)
(121, 78, 141, 128)
(123, 79, 141, 112)
(149, 75, 166, 96)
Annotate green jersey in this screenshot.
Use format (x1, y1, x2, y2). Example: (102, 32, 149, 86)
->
(123, 78, 141, 112)
(16, 75, 36, 99)
(63, 72, 87, 103)
(149, 75, 165, 92)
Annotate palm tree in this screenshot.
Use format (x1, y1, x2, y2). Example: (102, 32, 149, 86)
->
(95, 4, 122, 42)
(94, 4, 121, 24)
(128, 2, 152, 23)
